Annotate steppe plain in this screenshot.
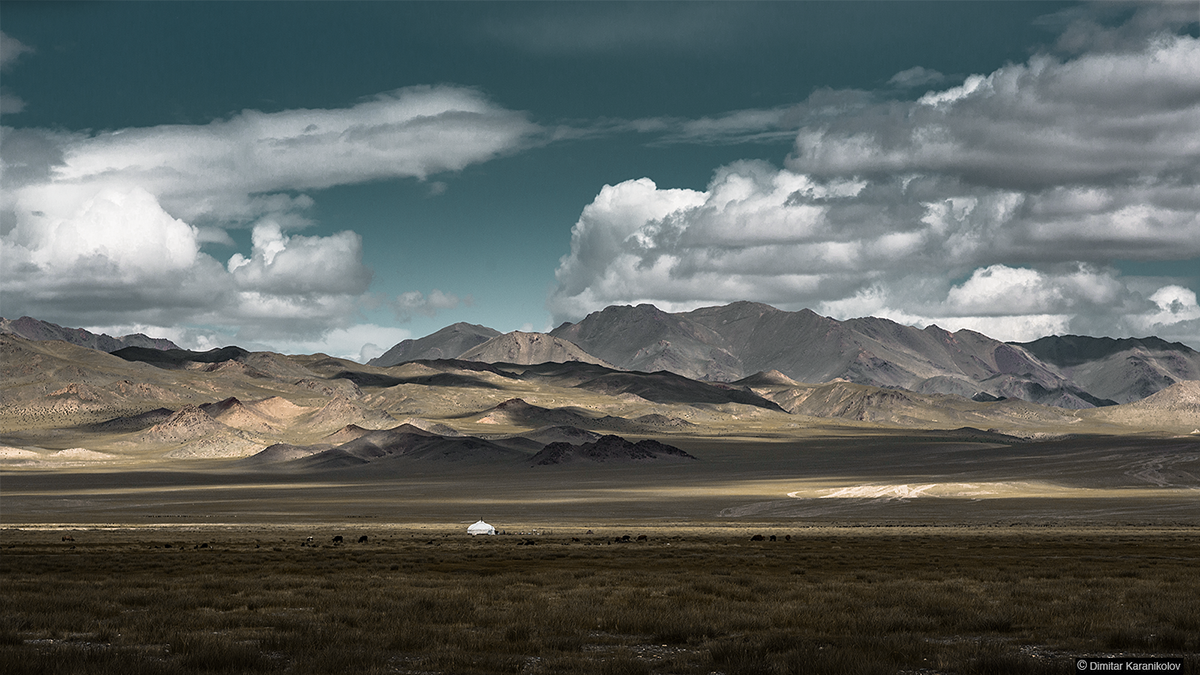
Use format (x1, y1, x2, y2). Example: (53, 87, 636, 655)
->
(2, 333, 1199, 673)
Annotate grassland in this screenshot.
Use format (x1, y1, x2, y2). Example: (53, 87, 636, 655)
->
(2, 525, 1197, 675)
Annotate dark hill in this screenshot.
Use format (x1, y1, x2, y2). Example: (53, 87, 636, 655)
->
(575, 370, 786, 411)
(1011, 335, 1200, 404)
(530, 434, 696, 465)
(112, 345, 251, 367)
(1014, 335, 1195, 367)
(286, 424, 529, 470)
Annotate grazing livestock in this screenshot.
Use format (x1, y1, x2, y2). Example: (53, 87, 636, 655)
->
(636, 535, 648, 541)
(769, 535, 777, 542)
(358, 535, 368, 543)
(61, 535, 75, 542)
(332, 535, 344, 544)
(750, 534, 765, 541)
(785, 535, 792, 542)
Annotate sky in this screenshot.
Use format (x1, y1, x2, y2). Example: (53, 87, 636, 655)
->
(1, 1, 1198, 360)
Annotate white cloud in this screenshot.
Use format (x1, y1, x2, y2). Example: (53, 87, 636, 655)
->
(2, 86, 536, 347)
(28, 187, 200, 277)
(228, 221, 371, 296)
(391, 289, 468, 321)
(1, 183, 374, 339)
(267, 324, 414, 362)
(888, 66, 947, 89)
(945, 264, 1123, 316)
(1142, 285, 1200, 329)
(6, 85, 538, 227)
(790, 34, 1200, 191)
(550, 27, 1200, 347)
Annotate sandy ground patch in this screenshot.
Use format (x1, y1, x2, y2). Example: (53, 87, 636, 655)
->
(0, 445, 41, 460)
(793, 481, 1064, 500)
(0, 445, 120, 467)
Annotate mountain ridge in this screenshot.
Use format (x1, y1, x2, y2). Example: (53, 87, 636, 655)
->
(11, 303, 1199, 410)
(368, 322, 499, 367)
(0, 316, 179, 352)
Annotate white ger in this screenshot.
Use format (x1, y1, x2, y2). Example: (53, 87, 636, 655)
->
(467, 519, 496, 535)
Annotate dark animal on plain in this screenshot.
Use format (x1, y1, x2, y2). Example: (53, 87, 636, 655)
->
(586, 530, 594, 534)
(61, 535, 74, 542)
(636, 535, 647, 541)
(785, 535, 792, 542)
(769, 535, 777, 542)
(332, 535, 343, 543)
(571, 537, 580, 542)
(750, 534, 765, 541)
(358, 535, 368, 543)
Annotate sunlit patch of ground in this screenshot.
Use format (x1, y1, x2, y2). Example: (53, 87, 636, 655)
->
(796, 481, 1068, 500)
(0, 445, 120, 467)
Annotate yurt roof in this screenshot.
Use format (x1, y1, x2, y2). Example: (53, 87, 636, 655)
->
(467, 519, 495, 533)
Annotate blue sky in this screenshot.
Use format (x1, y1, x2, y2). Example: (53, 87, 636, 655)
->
(2, 1, 1198, 359)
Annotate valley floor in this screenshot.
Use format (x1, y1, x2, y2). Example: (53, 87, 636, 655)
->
(3, 433, 1198, 526)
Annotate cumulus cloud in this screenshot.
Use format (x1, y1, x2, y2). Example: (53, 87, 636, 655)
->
(227, 222, 371, 296)
(551, 20, 1200, 346)
(1, 204, 374, 342)
(2, 85, 537, 350)
(1142, 285, 1200, 329)
(791, 34, 1200, 191)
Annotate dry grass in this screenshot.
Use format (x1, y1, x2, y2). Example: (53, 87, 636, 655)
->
(1, 526, 1197, 674)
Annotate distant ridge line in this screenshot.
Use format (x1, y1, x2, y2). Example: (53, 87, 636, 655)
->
(374, 301, 1200, 408)
(0, 316, 179, 352)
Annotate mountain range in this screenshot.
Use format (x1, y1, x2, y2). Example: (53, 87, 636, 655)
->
(369, 302, 1199, 409)
(1, 316, 179, 352)
(5, 303, 1198, 413)
(3, 314, 1198, 476)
